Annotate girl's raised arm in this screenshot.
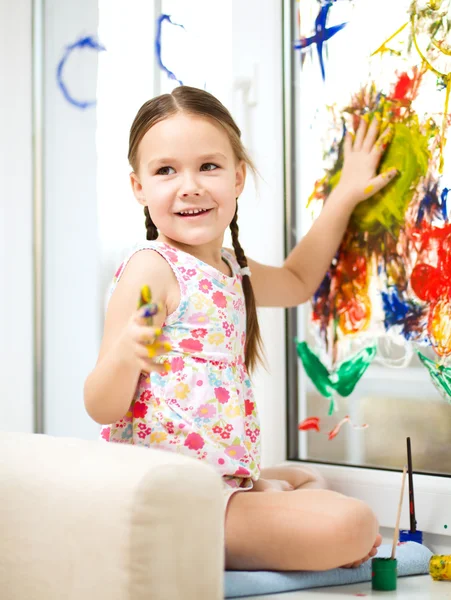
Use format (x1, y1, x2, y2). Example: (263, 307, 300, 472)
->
(247, 117, 398, 308)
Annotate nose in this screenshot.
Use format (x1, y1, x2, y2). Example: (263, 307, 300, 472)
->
(179, 171, 202, 198)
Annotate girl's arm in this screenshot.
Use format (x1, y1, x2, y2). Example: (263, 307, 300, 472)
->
(84, 250, 177, 425)
(247, 117, 397, 308)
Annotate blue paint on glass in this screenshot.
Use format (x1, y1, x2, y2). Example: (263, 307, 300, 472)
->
(155, 14, 184, 86)
(293, 2, 347, 80)
(56, 35, 106, 110)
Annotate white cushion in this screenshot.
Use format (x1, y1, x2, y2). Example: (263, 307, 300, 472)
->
(0, 432, 224, 600)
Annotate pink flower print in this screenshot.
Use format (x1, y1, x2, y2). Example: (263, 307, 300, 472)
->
(218, 458, 225, 465)
(225, 424, 233, 432)
(137, 430, 148, 439)
(196, 404, 216, 419)
(255, 428, 260, 436)
(212, 425, 223, 434)
(179, 338, 203, 352)
(225, 445, 246, 460)
(101, 427, 110, 441)
(188, 312, 210, 325)
(140, 389, 152, 402)
(214, 387, 230, 404)
(222, 322, 232, 338)
(187, 269, 196, 277)
(245, 399, 255, 417)
(250, 435, 257, 443)
(138, 423, 148, 431)
(170, 357, 185, 373)
(199, 279, 213, 293)
(166, 251, 178, 263)
(246, 428, 253, 437)
(212, 291, 227, 308)
(184, 432, 205, 451)
(220, 431, 231, 440)
(192, 328, 207, 339)
(166, 421, 175, 434)
(234, 466, 250, 477)
(133, 401, 148, 419)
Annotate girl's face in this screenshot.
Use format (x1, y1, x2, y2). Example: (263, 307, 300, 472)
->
(131, 113, 246, 249)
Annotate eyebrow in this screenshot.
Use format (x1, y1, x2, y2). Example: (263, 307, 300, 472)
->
(147, 152, 228, 170)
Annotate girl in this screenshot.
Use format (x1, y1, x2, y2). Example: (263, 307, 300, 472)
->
(84, 86, 397, 572)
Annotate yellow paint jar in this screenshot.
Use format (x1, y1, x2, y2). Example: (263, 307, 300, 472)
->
(429, 555, 451, 581)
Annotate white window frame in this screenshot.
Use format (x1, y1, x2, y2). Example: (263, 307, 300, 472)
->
(279, 0, 451, 541)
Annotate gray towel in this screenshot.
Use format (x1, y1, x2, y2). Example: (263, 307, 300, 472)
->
(224, 541, 432, 598)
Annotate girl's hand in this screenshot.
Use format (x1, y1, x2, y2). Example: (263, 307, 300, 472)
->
(335, 115, 398, 207)
(116, 308, 171, 374)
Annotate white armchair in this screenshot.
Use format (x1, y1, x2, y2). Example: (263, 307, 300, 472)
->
(0, 432, 224, 600)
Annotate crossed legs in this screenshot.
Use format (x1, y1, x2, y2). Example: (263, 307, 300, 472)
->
(225, 465, 381, 571)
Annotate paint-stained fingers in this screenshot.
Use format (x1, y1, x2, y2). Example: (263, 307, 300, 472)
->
(138, 326, 162, 345)
(371, 123, 395, 160)
(362, 169, 399, 200)
(145, 340, 172, 358)
(135, 343, 171, 374)
(361, 114, 381, 152)
(343, 131, 353, 159)
(139, 359, 169, 375)
(353, 116, 368, 151)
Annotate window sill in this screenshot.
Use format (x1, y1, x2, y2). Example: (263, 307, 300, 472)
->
(286, 461, 451, 536)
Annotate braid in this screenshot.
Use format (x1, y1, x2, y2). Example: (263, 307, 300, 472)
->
(230, 206, 264, 373)
(144, 206, 158, 240)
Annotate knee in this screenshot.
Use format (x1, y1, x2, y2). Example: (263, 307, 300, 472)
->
(335, 497, 379, 561)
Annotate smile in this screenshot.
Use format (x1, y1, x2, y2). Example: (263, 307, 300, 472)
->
(176, 208, 212, 217)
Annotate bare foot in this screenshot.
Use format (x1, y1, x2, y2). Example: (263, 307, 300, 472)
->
(341, 533, 382, 569)
(253, 478, 294, 492)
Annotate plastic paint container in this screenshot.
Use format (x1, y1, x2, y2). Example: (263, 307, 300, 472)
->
(399, 529, 423, 544)
(372, 557, 398, 591)
(429, 555, 451, 581)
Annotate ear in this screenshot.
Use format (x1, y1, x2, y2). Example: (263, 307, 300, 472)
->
(235, 161, 246, 197)
(130, 172, 147, 206)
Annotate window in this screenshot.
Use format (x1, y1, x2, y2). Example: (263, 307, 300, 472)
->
(284, 0, 451, 479)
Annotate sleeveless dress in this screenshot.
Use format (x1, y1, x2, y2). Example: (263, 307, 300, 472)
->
(100, 241, 261, 502)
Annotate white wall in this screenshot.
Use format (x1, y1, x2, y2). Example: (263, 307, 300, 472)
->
(43, 0, 100, 438)
(0, 0, 34, 432)
(231, 1, 286, 467)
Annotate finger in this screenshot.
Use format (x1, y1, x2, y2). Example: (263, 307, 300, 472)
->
(363, 169, 399, 199)
(362, 114, 381, 152)
(139, 360, 169, 375)
(371, 124, 394, 161)
(135, 342, 171, 359)
(343, 131, 353, 159)
(353, 115, 368, 151)
(146, 341, 172, 358)
(136, 326, 162, 344)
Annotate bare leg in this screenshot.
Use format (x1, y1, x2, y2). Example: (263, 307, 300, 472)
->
(254, 464, 381, 567)
(225, 471, 379, 571)
(256, 464, 327, 491)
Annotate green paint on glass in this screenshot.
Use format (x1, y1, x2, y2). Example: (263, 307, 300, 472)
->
(296, 340, 377, 399)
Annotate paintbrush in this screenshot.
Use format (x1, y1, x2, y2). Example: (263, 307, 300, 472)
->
(407, 437, 417, 533)
(391, 465, 408, 560)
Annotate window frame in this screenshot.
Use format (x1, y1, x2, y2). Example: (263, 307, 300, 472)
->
(281, 0, 451, 538)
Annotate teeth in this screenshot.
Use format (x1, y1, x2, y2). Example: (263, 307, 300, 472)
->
(179, 208, 208, 215)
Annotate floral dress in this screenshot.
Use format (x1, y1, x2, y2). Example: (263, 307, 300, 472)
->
(100, 241, 261, 496)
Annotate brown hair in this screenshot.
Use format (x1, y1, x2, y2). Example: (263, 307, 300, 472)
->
(128, 86, 264, 372)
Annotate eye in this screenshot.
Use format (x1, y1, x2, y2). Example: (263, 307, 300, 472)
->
(156, 166, 175, 175)
(200, 163, 218, 172)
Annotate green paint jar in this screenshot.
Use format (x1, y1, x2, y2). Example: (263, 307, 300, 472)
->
(372, 557, 398, 591)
